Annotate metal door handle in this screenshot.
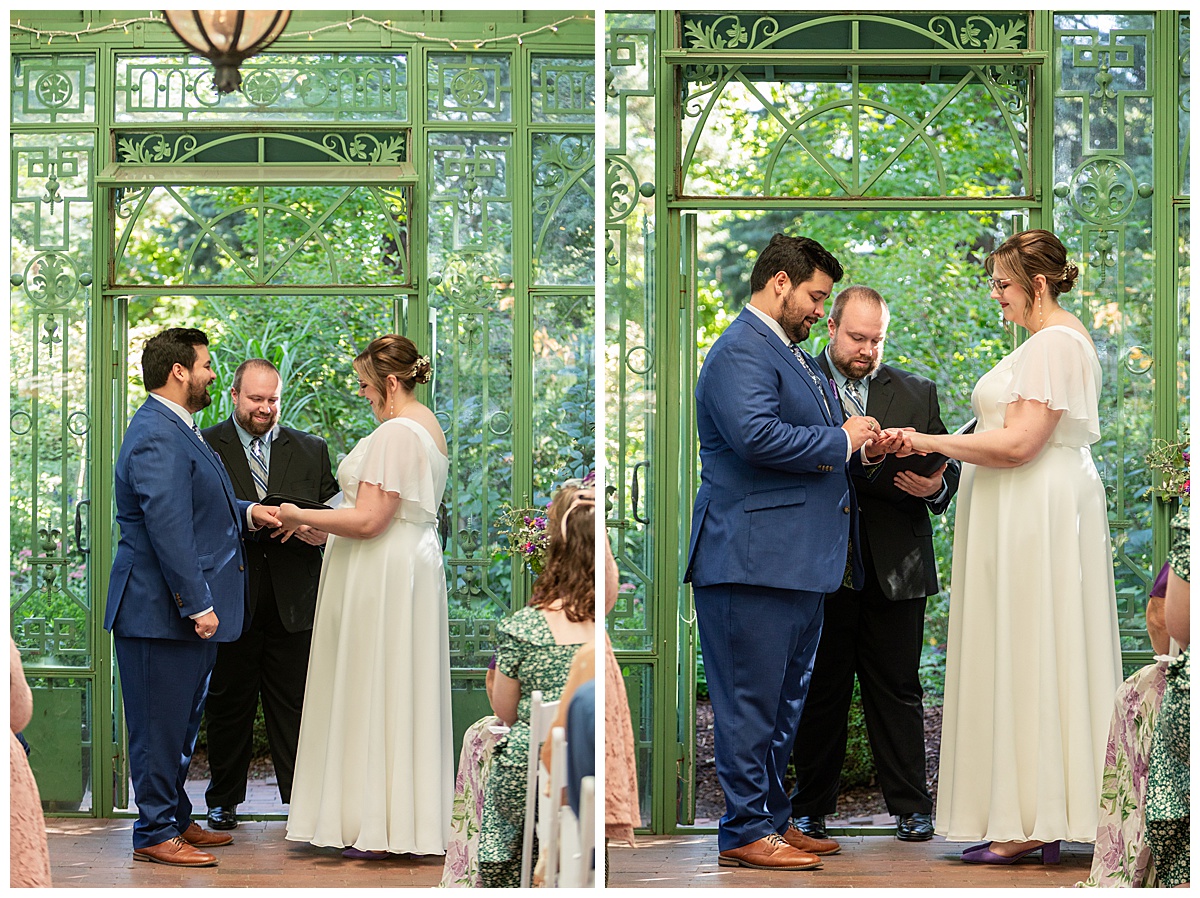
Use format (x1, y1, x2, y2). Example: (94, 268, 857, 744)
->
(74, 499, 90, 556)
(632, 460, 649, 525)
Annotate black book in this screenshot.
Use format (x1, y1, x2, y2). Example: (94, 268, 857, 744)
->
(260, 493, 333, 511)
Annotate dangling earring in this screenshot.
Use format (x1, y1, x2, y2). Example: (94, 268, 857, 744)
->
(388, 397, 395, 419)
(1037, 294, 1044, 330)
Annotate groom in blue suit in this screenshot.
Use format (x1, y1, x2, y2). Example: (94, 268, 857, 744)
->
(104, 327, 280, 867)
(685, 234, 903, 871)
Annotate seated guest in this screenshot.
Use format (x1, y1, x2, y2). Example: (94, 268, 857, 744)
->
(11, 637, 52, 887)
(477, 480, 596, 887)
(440, 658, 505, 888)
(1147, 506, 1189, 888)
(1078, 507, 1189, 888)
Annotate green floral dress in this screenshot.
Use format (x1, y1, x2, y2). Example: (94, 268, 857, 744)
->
(1146, 506, 1189, 888)
(478, 607, 583, 888)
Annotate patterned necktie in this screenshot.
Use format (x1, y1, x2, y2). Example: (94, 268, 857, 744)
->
(789, 344, 834, 421)
(843, 378, 868, 417)
(191, 423, 206, 444)
(248, 437, 269, 500)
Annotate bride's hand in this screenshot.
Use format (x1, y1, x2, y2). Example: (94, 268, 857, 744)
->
(272, 502, 302, 543)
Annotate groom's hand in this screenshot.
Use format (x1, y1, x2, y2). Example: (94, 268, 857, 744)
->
(842, 415, 881, 451)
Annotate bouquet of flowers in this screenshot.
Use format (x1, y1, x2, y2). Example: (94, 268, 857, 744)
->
(499, 503, 552, 575)
(498, 472, 595, 575)
(1146, 431, 1190, 503)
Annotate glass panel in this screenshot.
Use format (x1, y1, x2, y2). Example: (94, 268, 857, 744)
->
(606, 15, 657, 655)
(531, 133, 595, 286)
(115, 53, 409, 123)
(427, 132, 512, 264)
(619, 662, 654, 829)
(11, 132, 95, 669)
(113, 184, 410, 287)
(431, 278, 516, 649)
(427, 52, 513, 123)
(23, 676, 93, 813)
(533, 293, 595, 492)
(12, 54, 96, 124)
(1181, 15, 1191, 197)
(531, 54, 596, 123)
(681, 70, 1028, 198)
(1053, 13, 1157, 644)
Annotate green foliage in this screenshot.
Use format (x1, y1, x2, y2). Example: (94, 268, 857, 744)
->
(840, 679, 876, 790)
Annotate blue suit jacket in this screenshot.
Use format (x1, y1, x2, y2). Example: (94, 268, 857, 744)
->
(685, 307, 864, 594)
(104, 398, 253, 642)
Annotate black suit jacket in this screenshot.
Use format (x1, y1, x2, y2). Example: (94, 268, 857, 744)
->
(817, 354, 962, 600)
(202, 418, 339, 632)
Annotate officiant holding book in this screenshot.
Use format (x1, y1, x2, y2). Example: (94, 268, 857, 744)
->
(202, 358, 339, 830)
(790, 286, 960, 844)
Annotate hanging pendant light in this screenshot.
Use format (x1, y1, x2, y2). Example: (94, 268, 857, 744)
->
(162, 10, 291, 94)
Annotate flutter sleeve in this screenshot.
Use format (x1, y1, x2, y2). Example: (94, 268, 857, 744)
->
(342, 420, 441, 522)
(495, 613, 528, 680)
(999, 327, 1101, 445)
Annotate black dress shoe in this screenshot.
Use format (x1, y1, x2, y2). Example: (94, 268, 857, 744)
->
(895, 812, 933, 842)
(793, 815, 829, 839)
(206, 806, 239, 830)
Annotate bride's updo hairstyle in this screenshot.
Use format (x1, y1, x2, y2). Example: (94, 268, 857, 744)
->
(985, 229, 1079, 321)
(353, 334, 433, 397)
(530, 481, 596, 623)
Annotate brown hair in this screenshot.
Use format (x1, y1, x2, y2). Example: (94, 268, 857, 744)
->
(985, 229, 1079, 321)
(529, 482, 596, 623)
(352, 334, 432, 397)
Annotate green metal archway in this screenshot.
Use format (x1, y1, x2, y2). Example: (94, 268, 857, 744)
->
(9, 9, 595, 819)
(605, 9, 1189, 835)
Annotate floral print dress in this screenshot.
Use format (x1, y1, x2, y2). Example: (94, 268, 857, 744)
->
(477, 607, 583, 888)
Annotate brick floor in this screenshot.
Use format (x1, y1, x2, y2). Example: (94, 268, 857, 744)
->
(607, 833, 1095, 888)
(45, 818, 447, 888)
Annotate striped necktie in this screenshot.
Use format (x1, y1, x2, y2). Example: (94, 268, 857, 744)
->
(789, 343, 834, 420)
(843, 378, 868, 417)
(248, 437, 269, 500)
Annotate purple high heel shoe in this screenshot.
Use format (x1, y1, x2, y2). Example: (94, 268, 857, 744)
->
(961, 840, 1060, 865)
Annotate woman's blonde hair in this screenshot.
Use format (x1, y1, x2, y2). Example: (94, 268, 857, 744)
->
(352, 334, 432, 397)
(529, 482, 595, 623)
(985, 229, 1079, 322)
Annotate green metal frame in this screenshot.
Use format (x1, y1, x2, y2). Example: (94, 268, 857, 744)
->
(10, 9, 594, 820)
(607, 9, 1189, 836)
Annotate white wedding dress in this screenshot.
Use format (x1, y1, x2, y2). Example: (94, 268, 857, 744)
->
(935, 325, 1122, 843)
(286, 417, 452, 854)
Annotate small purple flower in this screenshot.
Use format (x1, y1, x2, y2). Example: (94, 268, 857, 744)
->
(533, 516, 547, 529)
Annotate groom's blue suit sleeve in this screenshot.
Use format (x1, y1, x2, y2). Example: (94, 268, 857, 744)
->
(700, 331, 846, 473)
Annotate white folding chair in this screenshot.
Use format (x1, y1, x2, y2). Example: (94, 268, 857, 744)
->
(519, 690, 560, 889)
(577, 775, 596, 887)
(535, 726, 568, 887)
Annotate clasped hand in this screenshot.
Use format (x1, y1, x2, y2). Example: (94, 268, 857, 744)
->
(267, 502, 329, 546)
(844, 417, 916, 457)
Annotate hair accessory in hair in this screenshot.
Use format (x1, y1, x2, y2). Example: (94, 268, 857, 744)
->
(1061, 261, 1078, 282)
(559, 487, 595, 540)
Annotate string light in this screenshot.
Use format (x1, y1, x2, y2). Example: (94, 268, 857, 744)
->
(10, 13, 594, 51)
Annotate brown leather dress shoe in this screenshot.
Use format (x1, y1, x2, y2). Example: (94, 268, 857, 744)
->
(133, 835, 218, 867)
(180, 822, 233, 848)
(782, 823, 841, 855)
(717, 832, 823, 870)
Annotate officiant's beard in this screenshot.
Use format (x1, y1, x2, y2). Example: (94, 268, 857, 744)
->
(828, 338, 882, 380)
(234, 404, 278, 437)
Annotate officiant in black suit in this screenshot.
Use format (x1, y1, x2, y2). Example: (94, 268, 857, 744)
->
(790, 287, 961, 843)
(201, 359, 339, 830)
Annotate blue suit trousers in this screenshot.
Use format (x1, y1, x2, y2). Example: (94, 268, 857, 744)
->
(694, 583, 824, 851)
(115, 636, 218, 848)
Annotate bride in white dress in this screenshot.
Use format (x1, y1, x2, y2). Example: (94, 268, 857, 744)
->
(275, 334, 452, 859)
(897, 230, 1121, 865)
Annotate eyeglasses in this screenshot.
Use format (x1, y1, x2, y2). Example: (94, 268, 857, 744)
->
(988, 277, 1012, 293)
